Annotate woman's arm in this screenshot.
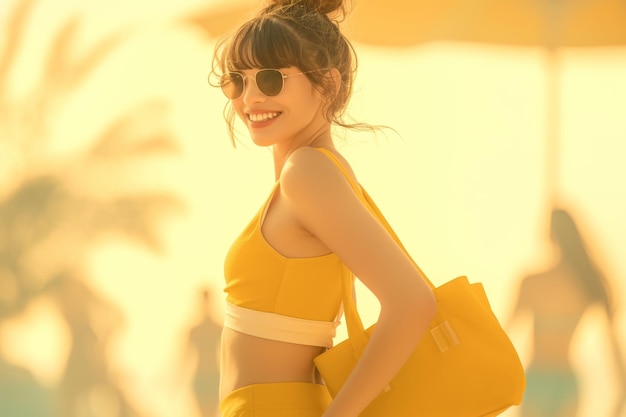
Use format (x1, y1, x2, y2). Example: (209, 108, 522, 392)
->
(281, 148, 437, 417)
(504, 275, 532, 330)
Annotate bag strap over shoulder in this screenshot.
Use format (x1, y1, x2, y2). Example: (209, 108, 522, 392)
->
(314, 147, 434, 288)
(314, 147, 434, 347)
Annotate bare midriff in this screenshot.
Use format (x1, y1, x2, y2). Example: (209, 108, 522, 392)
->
(219, 327, 326, 400)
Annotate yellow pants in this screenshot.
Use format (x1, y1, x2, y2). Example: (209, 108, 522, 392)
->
(220, 382, 332, 417)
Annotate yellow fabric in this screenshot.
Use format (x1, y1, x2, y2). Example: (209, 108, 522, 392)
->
(313, 148, 526, 417)
(219, 382, 331, 417)
(223, 182, 343, 323)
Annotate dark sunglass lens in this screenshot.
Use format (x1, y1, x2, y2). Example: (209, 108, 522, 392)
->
(257, 69, 284, 96)
(220, 73, 244, 99)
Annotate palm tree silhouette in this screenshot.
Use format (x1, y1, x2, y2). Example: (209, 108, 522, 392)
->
(1, 1, 182, 415)
(0, 0, 180, 319)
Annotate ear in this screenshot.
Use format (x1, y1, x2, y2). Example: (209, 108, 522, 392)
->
(319, 68, 342, 119)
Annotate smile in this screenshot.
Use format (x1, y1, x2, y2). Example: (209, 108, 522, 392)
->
(248, 112, 281, 122)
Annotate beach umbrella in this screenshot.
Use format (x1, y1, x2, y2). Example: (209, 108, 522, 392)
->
(347, 0, 626, 47)
(345, 0, 626, 203)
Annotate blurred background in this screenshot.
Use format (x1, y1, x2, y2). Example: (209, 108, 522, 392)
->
(1, 0, 624, 416)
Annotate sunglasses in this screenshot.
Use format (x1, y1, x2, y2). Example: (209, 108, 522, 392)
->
(218, 68, 328, 99)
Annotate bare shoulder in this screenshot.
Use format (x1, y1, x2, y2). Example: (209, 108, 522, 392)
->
(280, 147, 356, 199)
(278, 146, 367, 238)
(283, 146, 331, 172)
(518, 269, 556, 300)
(520, 272, 541, 290)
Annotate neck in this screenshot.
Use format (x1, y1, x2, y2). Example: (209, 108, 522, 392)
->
(271, 124, 334, 180)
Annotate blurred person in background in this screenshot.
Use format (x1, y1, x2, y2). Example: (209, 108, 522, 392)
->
(509, 207, 626, 417)
(183, 287, 221, 417)
(46, 272, 142, 417)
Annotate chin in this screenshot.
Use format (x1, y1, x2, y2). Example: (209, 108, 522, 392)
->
(249, 131, 293, 148)
(249, 135, 276, 147)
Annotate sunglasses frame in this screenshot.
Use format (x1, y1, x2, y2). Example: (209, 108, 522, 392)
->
(218, 68, 329, 99)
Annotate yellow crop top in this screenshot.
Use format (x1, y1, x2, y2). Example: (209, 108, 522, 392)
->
(223, 149, 349, 346)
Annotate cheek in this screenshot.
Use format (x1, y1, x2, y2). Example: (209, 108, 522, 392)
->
(299, 87, 325, 114)
(232, 102, 247, 121)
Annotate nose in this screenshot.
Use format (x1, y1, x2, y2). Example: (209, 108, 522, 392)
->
(241, 75, 266, 104)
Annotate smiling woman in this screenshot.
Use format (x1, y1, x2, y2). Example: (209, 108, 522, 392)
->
(4, 0, 625, 416)
(208, 1, 439, 417)
(208, 0, 377, 147)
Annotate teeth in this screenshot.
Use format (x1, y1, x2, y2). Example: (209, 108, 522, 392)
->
(249, 112, 280, 122)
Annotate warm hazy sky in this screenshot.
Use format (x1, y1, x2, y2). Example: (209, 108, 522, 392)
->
(2, 1, 626, 416)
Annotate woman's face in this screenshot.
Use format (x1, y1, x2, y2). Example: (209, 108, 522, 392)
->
(230, 67, 327, 148)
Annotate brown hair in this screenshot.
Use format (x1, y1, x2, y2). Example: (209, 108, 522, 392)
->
(211, 0, 373, 145)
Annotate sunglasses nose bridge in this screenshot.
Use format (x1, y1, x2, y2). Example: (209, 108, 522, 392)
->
(241, 74, 253, 86)
(240, 73, 266, 101)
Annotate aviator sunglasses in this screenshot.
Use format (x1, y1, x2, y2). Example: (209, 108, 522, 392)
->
(218, 68, 328, 99)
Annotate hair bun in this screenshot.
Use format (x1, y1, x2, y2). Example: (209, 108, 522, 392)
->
(269, 0, 346, 16)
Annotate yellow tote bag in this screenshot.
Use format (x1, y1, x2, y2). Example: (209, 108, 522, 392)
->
(313, 149, 526, 417)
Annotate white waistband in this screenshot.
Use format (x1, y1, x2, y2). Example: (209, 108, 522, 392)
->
(224, 302, 340, 348)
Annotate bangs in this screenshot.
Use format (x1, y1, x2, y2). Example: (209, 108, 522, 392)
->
(225, 17, 305, 71)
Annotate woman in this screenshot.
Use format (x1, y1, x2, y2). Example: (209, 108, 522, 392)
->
(210, 1, 437, 416)
(509, 208, 625, 417)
